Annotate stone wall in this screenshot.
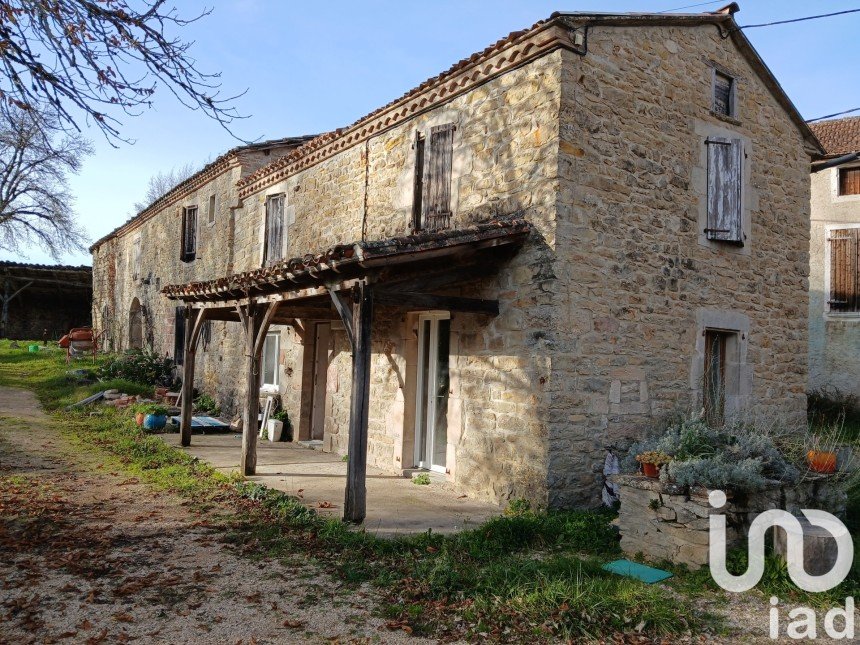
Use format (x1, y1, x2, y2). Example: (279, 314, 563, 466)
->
(549, 24, 813, 508)
(614, 475, 847, 569)
(236, 51, 565, 504)
(808, 167, 860, 398)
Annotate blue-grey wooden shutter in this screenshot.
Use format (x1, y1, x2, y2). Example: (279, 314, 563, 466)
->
(706, 137, 743, 244)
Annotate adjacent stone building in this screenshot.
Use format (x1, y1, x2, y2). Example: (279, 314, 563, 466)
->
(808, 116, 860, 399)
(1, 262, 92, 340)
(91, 5, 822, 509)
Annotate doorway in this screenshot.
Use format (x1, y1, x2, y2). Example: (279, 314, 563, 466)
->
(414, 313, 450, 473)
(310, 322, 330, 441)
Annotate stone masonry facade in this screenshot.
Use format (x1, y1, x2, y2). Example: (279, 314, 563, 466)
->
(91, 10, 819, 509)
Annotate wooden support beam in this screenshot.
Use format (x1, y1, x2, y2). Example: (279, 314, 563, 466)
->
(253, 301, 281, 359)
(240, 303, 264, 476)
(179, 308, 207, 447)
(343, 281, 374, 523)
(374, 290, 499, 315)
(327, 285, 355, 349)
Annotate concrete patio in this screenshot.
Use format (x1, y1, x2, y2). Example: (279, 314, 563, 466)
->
(160, 432, 501, 536)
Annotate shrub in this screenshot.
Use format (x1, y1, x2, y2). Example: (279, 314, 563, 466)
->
(194, 393, 220, 416)
(99, 349, 176, 387)
(624, 413, 800, 494)
(412, 473, 431, 485)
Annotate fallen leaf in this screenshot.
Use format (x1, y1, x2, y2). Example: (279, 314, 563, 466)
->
(283, 619, 304, 629)
(113, 613, 134, 623)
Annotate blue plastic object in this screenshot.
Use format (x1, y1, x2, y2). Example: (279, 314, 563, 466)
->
(602, 559, 673, 584)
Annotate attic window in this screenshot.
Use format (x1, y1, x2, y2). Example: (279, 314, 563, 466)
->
(713, 71, 735, 118)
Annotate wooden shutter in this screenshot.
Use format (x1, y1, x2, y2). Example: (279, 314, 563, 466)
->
(181, 207, 197, 262)
(421, 123, 455, 230)
(412, 133, 425, 231)
(829, 228, 860, 312)
(179, 207, 187, 261)
(264, 196, 284, 266)
(706, 137, 743, 244)
(174, 307, 186, 365)
(839, 167, 860, 196)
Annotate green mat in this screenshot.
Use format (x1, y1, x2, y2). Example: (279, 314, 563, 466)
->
(602, 559, 673, 584)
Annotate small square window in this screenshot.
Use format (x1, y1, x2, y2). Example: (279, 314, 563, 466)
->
(713, 71, 735, 117)
(838, 167, 860, 196)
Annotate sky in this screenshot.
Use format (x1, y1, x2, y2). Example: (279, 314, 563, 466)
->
(2, 0, 858, 266)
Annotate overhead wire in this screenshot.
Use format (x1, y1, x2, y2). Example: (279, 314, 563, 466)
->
(658, 1, 724, 13)
(806, 107, 860, 123)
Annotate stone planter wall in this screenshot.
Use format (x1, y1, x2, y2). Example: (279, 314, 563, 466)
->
(612, 474, 847, 570)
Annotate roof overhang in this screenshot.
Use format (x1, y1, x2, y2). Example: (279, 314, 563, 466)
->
(163, 218, 531, 306)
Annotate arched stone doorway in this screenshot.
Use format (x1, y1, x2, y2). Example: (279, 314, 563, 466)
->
(129, 298, 143, 350)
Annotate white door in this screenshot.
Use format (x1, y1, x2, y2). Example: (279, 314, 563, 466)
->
(414, 313, 451, 473)
(310, 323, 330, 441)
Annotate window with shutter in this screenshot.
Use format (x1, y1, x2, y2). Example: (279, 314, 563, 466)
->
(838, 167, 860, 196)
(263, 194, 285, 266)
(706, 137, 743, 244)
(174, 307, 186, 365)
(180, 206, 197, 262)
(828, 227, 860, 313)
(415, 123, 455, 231)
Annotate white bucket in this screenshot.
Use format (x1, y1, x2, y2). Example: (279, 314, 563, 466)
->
(267, 419, 283, 442)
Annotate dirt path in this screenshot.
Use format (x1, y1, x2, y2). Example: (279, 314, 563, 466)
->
(0, 387, 421, 644)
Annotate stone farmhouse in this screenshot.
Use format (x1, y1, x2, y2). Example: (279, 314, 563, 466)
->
(808, 116, 860, 399)
(91, 4, 822, 518)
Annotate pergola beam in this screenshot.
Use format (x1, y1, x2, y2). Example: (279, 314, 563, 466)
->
(240, 303, 264, 476)
(374, 290, 498, 315)
(341, 281, 374, 523)
(179, 307, 208, 447)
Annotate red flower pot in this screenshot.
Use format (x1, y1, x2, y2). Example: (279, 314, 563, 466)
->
(807, 450, 837, 474)
(642, 462, 660, 478)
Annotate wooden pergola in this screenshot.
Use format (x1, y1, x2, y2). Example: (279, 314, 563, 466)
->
(163, 218, 529, 523)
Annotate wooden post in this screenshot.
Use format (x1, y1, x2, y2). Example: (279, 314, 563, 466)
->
(241, 303, 263, 476)
(179, 307, 206, 447)
(343, 281, 374, 523)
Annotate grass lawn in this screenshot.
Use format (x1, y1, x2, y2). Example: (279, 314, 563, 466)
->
(1, 340, 857, 641)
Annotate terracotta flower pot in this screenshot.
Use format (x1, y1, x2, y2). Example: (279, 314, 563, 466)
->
(135, 412, 145, 427)
(807, 450, 837, 474)
(642, 462, 660, 478)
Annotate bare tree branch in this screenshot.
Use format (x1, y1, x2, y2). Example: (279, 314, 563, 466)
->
(0, 102, 92, 259)
(0, 1, 250, 144)
(132, 161, 197, 213)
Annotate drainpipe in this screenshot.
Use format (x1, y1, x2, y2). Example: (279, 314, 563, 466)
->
(811, 152, 860, 173)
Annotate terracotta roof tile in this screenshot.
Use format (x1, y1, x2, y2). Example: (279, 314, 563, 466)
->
(810, 116, 860, 156)
(162, 217, 530, 301)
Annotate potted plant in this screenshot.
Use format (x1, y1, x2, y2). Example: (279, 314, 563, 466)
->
(636, 451, 671, 478)
(131, 403, 148, 427)
(140, 404, 170, 432)
(807, 436, 837, 474)
(267, 409, 290, 442)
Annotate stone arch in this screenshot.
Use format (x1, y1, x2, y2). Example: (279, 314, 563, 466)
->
(129, 298, 143, 350)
